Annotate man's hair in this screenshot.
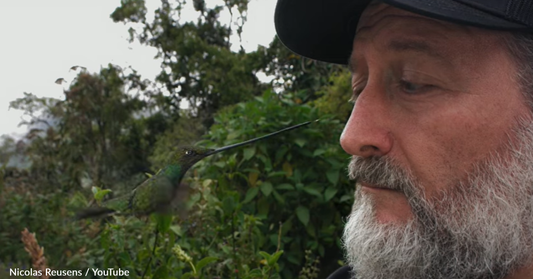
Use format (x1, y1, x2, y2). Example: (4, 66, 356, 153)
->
(505, 32, 533, 109)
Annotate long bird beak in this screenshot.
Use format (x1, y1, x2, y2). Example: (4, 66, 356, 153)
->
(205, 119, 319, 156)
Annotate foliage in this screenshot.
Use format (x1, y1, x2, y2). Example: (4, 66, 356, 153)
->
(262, 37, 346, 103)
(312, 68, 353, 122)
(0, 135, 29, 170)
(193, 90, 353, 277)
(86, 183, 285, 279)
(9, 65, 157, 192)
(48, 90, 350, 279)
(111, 0, 269, 126)
(0, 66, 170, 274)
(0, 0, 357, 278)
(1, 86, 354, 278)
(111, 0, 348, 124)
(149, 111, 206, 171)
(0, 171, 96, 272)
(0, 135, 17, 165)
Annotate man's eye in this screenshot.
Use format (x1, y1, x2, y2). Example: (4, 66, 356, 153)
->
(399, 80, 431, 94)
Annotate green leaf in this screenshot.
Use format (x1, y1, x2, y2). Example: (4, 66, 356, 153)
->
(257, 154, 273, 171)
(68, 191, 88, 207)
(324, 187, 338, 202)
(227, 130, 242, 140)
(247, 269, 262, 277)
(268, 250, 284, 266)
(294, 138, 306, 147)
(202, 178, 214, 187)
(275, 146, 288, 163)
(195, 256, 218, 272)
(170, 225, 182, 236)
(296, 205, 310, 226)
(303, 187, 322, 198)
(319, 244, 325, 257)
(269, 233, 279, 246)
(305, 222, 317, 238)
(243, 146, 256, 161)
(326, 169, 340, 185)
(276, 183, 294, 190)
(155, 214, 173, 233)
(189, 192, 201, 204)
(260, 182, 273, 197)
(267, 171, 288, 178)
(293, 170, 302, 182)
(287, 254, 300, 265)
(257, 197, 270, 217)
(281, 219, 293, 235)
(248, 171, 259, 187)
(340, 194, 353, 203)
(272, 189, 285, 204)
(313, 149, 326, 157)
(282, 162, 293, 177)
(100, 230, 110, 249)
(94, 188, 112, 202)
(222, 196, 235, 214)
(258, 251, 272, 262)
(153, 265, 168, 279)
(243, 187, 259, 203)
(258, 143, 268, 155)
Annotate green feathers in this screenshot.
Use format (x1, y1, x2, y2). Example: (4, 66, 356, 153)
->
(76, 172, 177, 219)
(75, 120, 316, 219)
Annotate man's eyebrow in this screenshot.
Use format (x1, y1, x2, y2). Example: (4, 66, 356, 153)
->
(347, 39, 445, 73)
(386, 39, 445, 59)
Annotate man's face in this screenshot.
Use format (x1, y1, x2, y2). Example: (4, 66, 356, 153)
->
(340, 3, 533, 279)
(341, 3, 529, 224)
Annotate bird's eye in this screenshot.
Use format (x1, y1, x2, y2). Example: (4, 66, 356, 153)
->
(185, 150, 195, 156)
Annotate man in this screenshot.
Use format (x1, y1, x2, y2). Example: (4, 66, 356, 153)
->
(275, 0, 533, 278)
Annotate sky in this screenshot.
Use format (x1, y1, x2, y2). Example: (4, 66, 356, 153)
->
(0, 0, 277, 139)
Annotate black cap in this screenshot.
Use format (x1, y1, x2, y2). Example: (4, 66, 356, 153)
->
(274, 0, 533, 64)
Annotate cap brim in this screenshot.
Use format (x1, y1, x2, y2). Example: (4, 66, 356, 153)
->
(274, 0, 529, 65)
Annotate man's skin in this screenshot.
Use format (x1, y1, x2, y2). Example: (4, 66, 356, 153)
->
(339, 3, 533, 278)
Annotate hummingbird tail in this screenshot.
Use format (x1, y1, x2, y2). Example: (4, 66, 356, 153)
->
(75, 207, 116, 220)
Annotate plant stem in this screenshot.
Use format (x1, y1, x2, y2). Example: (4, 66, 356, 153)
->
(142, 229, 159, 279)
(232, 212, 239, 279)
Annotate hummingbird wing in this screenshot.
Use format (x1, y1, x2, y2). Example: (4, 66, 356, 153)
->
(130, 175, 175, 215)
(74, 206, 115, 219)
(171, 182, 191, 219)
(74, 193, 132, 219)
(101, 193, 133, 213)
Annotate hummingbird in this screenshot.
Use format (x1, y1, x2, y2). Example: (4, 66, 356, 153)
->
(75, 120, 316, 219)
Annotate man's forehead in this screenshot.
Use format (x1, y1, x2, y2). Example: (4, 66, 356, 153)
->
(356, 3, 467, 37)
(349, 3, 504, 66)
(348, 37, 449, 73)
(350, 9, 454, 70)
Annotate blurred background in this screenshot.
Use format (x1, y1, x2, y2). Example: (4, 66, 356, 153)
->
(0, 0, 355, 278)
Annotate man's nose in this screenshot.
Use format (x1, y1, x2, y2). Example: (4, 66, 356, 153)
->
(340, 89, 393, 158)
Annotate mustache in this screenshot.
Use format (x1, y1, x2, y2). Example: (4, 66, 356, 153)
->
(347, 155, 434, 228)
(347, 156, 415, 192)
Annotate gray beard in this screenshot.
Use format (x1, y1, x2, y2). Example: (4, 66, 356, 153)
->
(343, 118, 533, 279)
